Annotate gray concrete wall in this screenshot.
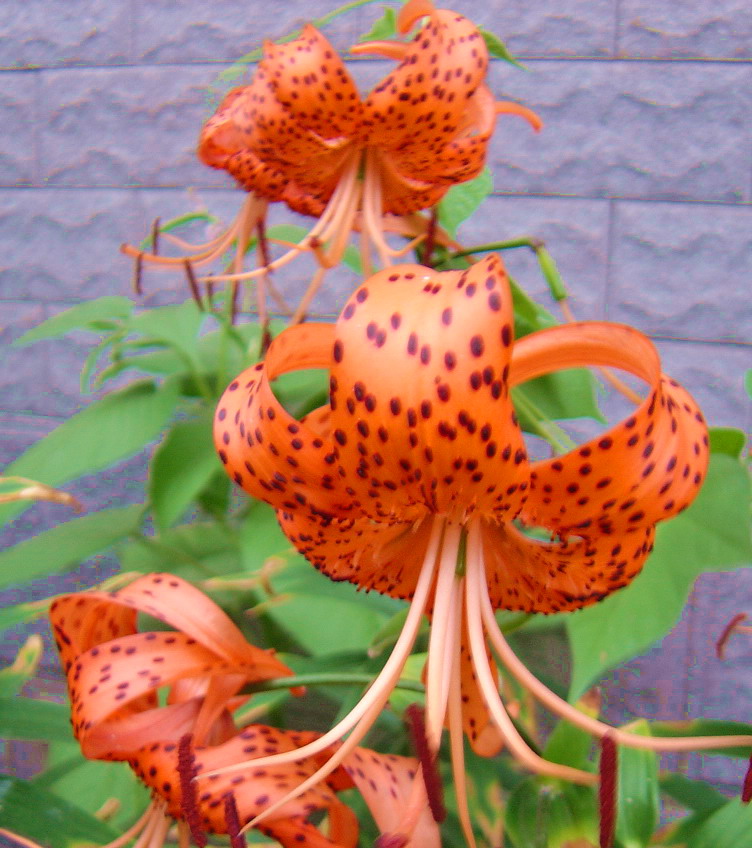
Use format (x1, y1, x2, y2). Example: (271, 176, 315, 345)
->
(0, 0, 750, 792)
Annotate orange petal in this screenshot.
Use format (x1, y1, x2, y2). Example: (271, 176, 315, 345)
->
(457, 615, 504, 756)
(330, 255, 529, 520)
(133, 725, 340, 834)
(214, 322, 348, 514)
(198, 26, 361, 215)
(511, 322, 709, 535)
(341, 747, 440, 846)
(482, 517, 655, 614)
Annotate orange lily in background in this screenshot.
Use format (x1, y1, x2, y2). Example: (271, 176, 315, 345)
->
(48, 573, 439, 848)
(121, 0, 540, 323)
(212, 254, 752, 845)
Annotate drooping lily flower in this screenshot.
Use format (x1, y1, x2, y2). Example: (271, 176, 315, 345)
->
(212, 255, 752, 844)
(49, 573, 439, 848)
(121, 0, 540, 322)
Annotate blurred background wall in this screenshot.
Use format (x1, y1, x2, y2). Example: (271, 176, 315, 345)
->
(0, 0, 750, 792)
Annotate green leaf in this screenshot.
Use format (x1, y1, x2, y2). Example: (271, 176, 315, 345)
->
(514, 368, 605, 426)
(684, 798, 752, 848)
(0, 504, 142, 588)
(615, 720, 658, 848)
(510, 276, 558, 338)
(745, 369, 752, 400)
(0, 636, 43, 697)
(0, 378, 180, 526)
(543, 713, 596, 772)
(480, 27, 523, 67)
(13, 297, 133, 347)
(36, 744, 150, 833)
(437, 167, 493, 237)
(149, 412, 219, 531)
(505, 778, 598, 848)
(567, 453, 752, 700)
(120, 521, 240, 580)
(709, 426, 747, 458)
(659, 773, 727, 815)
(0, 775, 117, 848)
(359, 6, 397, 41)
(0, 697, 74, 742)
(128, 301, 205, 366)
(535, 246, 567, 301)
(0, 601, 46, 633)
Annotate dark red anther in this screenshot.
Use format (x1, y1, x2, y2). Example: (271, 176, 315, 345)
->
(178, 733, 207, 847)
(422, 208, 438, 269)
(405, 703, 446, 823)
(257, 218, 271, 270)
(741, 753, 752, 803)
(223, 792, 246, 848)
(150, 217, 161, 256)
(229, 280, 239, 324)
(374, 834, 409, 848)
(183, 259, 204, 312)
(598, 732, 618, 848)
(133, 252, 144, 296)
(716, 613, 747, 660)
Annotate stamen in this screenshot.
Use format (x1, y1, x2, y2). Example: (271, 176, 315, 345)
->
(133, 252, 144, 296)
(223, 793, 246, 848)
(480, 585, 752, 754)
(421, 208, 438, 269)
(206, 520, 446, 831)
(598, 734, 617, 848)
(374, 835, 409, 848)
(150, 218, 161, 256)
(405, 704, 446, 823)
(183, 260, 204, 311)
(716, 613, 748, 660)
(178, 734, 207, 848)
(742, 753, 752, 803)
(230, 280, 239, 323)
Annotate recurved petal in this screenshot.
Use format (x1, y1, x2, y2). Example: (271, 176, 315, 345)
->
(110, 573, 284, 669)
(330, 255, 529, 520)
(277, 507, 434, 599)
(510, 322, 709, 535)
(482, 516, 655, 614)
(49, 593, 136, 674)
(341, 747, 441, 846)
(214, 323, 352, 517)
(134, 725, 341, 833)
(362, 5, 488, 154)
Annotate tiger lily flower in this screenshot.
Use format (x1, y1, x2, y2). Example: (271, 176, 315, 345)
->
(212, 254, 752, 844)
(49, 573, 439, 848)
(121, 0, 540, 323)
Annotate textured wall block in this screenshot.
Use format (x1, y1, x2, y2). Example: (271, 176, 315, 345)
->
(458, 195, 610, 318)
(487, 60, 752, 202)
(652, 339, 751, 431)
(620, 0, 752, 59)
(0, 301, 51, 416)
(0, 73, 38, 186)
(135, 0, 365, 63)
(610, 202, 752, 343)
(434, 0, 616, 57)
(681, 570, 752, 787)
(0, 188, 145, 301)
(0, 1, 132, 69)
(39, 65, 228, 188)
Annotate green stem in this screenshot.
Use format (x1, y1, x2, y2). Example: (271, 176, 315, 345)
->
(499, 612, 533, 635)
(241, 672, 425, 696)
(446, 238, 543, 261)
(512, 389, 577, 455)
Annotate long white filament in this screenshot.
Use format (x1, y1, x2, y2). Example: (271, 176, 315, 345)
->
(424, 522, 462, 751)
(198, 518, 445, 794)
(236, 518, 447, 830)
(480, 585, 752, 754)
(465, 522, 596, 786)
(447, 582, 478, 848)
